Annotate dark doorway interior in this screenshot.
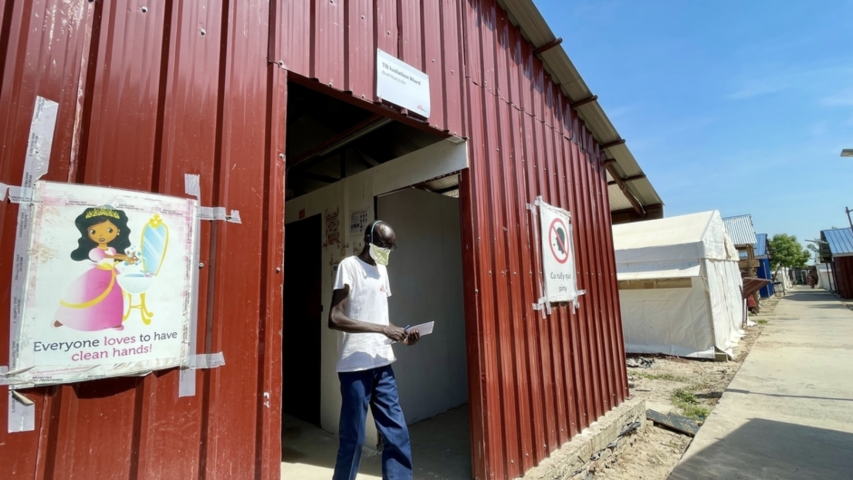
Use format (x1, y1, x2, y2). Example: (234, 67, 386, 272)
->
(285, 80, 444, 200)
(282, 214, 322, 426)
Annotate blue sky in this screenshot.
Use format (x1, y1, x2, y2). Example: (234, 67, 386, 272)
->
(538, 0, 853, 253)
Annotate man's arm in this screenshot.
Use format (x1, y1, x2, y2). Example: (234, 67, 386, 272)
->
(328, 285, 408, 342)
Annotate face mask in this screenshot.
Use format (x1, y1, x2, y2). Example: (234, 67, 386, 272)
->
(369, 243, 391, 266)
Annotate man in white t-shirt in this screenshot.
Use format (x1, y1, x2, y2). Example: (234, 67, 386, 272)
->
(329, 220, 420, 480)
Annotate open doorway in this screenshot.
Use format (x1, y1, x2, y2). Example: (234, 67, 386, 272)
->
(281, 77, 473, 479)
(283, 214, 322, 426)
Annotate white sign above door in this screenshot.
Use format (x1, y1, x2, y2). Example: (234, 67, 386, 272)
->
(376, 49, 430, 118)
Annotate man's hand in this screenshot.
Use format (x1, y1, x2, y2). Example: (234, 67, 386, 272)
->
(382, 325, 408, 343)
(403, 329, 420, 346)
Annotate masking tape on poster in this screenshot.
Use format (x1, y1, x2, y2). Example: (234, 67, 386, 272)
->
(528, 196, 551, 317)
(1, 367, 36, 432)
(183, 173, 242, 223)
(199, 206, 242, 223)
(180, 174, 204, 397)
(188, 352, 225, 370)
(7, 97, 57, 433)
(179, 176, 232, 397)
(6, 186, 35, 204)
(7, 390, 35, 433)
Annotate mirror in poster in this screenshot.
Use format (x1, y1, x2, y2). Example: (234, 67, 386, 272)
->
(116, 214, 169, 324)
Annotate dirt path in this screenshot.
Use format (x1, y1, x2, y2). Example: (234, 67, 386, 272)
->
(591, 296, 781, 480)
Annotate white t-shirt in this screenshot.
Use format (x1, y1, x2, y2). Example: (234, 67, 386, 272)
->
(333, 256, 396, 372)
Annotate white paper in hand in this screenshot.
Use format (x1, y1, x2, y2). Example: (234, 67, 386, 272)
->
(385, 321, 435, 344)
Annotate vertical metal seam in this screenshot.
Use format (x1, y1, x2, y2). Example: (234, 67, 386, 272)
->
(396, 0, 403, 58)
(550, 92, 571, 444)
(253, 62, 279, 480)
(489, 14, 524, 474)
(479, 84, 510, 479)
(40, 385, 64, 479)
(531, 84, 558, 452)
(499, 95, 525, 477)
(552, 108, 576, 442)
(0, 0, 17, 90)
(586, 141, 610, 415)
(198, 0, 232, 477)
(521, 110, 547, 463)
(149, 0, 174, 195)
(581, 130, 604, 420)
(72, 0, 105, 184)
(342, 0, 351, 92)
(502, 35, 537, 471)
(542, 89, 568, 442)
(571, 138, 593, 429)
(597, 149, 619, 407)
(308, 0, 317, 79)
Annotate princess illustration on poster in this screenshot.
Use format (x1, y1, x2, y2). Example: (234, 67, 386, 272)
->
(52, 206, 137, 332)
(10, 181, 198, 387)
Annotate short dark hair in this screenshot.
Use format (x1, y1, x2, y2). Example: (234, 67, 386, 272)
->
(364, 220, 383, 238)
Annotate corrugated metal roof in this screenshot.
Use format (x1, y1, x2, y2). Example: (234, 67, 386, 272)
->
(607, 183, 635, 211)
(823, 228, 853, 257)
(499, 0, 664, 214)
(722, 214, 757, 246)
(754, 233, 768, 257)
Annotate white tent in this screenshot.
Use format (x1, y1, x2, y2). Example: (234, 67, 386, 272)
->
(816, 263, 834, 290)
(772, 266, 793, 293)
(613, 211, 745, 359)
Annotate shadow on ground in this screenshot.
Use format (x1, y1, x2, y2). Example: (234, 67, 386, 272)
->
(282, 405, 472, 479)
(669, 416, 853, 479)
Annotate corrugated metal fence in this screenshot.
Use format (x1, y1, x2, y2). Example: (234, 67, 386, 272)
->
(1, 1, 627, 479)
(834, 257, 853, 299)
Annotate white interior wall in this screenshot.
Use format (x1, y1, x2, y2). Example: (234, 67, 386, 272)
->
(378, 188, 467, 424)
(283, 139, 468, 446)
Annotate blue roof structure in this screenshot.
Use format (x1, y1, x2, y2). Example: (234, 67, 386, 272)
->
(822, 228, 853, 257)
(754, 233, 769, 258)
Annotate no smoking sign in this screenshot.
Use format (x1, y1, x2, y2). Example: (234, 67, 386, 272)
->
(537, 199, 577, 304)
(548, 218, 569, 264)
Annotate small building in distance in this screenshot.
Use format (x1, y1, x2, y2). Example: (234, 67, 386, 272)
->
(723, 214, 759, 278)
(820, 228, 853, 299)
(754, 233, 774, 298)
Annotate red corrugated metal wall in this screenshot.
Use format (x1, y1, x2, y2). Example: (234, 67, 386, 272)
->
(276, 1, 627, 479)
(1, 1, 627, 479)
(1, 1, 284, 478)
(834, 257, 853, 299)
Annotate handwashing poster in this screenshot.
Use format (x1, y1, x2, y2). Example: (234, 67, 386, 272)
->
(10, 181, 198, 387)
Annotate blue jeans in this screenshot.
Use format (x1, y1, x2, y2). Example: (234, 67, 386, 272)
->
(333, 365, 413, 480)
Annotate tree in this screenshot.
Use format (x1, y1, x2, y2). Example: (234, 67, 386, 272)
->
(769, 234, 811, 270)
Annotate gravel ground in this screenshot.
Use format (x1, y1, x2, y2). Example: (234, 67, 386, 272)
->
(589, 295, 781, 480)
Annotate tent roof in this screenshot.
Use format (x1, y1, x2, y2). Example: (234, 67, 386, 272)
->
(613, 211, 715, 251)
(722, 214, 757, 246)
(613, 211, 737, 269)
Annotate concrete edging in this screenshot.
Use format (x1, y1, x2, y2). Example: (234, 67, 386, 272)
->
(517, 397, 647, 480)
